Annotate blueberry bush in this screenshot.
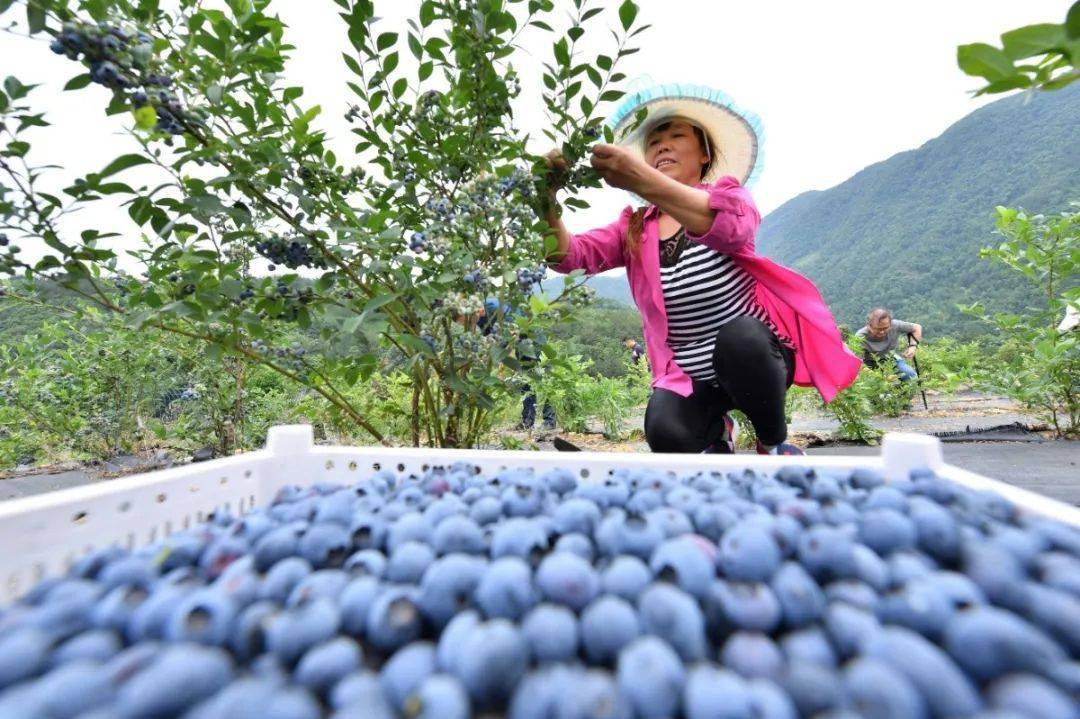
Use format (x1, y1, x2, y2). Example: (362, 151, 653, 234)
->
(0, 0, 647, 448)
(2, 446, 1079, 716)
(961, 204, 1079, 437)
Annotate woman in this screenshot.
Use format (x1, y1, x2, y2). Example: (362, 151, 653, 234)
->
(543, 84, 861, 455)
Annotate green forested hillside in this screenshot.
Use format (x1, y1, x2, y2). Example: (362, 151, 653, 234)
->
(757, 83, 1080, 338)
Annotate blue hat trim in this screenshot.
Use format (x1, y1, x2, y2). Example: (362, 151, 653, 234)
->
(606, 82, 765, 189)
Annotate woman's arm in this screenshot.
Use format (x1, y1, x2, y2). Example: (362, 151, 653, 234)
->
(590, 144, 760, 253)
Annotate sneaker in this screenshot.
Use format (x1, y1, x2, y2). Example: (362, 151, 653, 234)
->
(756, 440, 805, 456)
(702, 414, 739, 454)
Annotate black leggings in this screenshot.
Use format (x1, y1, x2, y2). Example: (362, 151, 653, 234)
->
(645, 316, 795, 452)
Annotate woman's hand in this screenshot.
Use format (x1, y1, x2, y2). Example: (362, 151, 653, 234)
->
(590, 143, 652, 193)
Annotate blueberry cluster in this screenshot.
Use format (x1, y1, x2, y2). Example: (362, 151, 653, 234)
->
(408, 232, 426, 253)
(48, 20, 188, 135)
(255, 236, 328, 271)
(1, 459, 1078, 718)
(516, 267, 545, 293)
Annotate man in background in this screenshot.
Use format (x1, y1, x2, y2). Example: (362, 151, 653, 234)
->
(623, 336, 645, 365)
(855, 308, 922, 382)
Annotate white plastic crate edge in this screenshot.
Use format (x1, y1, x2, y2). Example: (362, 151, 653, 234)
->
(0, 424, 1075, 603)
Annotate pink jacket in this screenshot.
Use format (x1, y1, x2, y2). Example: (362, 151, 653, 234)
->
(551, 177, 861, 402)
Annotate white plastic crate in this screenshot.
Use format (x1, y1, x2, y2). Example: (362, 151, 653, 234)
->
(0, 425, 1076, 603)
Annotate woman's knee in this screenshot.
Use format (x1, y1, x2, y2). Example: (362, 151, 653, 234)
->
(644, 392, 702, 452)
(713, 315, 774, 350)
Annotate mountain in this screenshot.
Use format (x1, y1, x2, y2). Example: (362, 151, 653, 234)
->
(586, 274, 633, 305)
(756, 84, 1080, 338)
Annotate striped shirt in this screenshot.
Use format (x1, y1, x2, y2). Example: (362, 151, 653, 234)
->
(660, 228, 791, 384)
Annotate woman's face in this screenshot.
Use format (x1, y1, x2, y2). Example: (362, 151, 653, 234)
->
(644, 120, 710, 186)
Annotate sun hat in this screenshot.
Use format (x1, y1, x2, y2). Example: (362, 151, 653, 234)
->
(607, 82, 765, 189)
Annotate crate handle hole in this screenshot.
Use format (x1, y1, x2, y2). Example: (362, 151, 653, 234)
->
(72, 511, 89, 524)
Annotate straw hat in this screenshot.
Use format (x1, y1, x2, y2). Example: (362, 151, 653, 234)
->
(608, 82, 764, 188)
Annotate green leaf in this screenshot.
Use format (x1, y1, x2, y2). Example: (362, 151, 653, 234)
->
(207, 84, 223, 104)
(957, 43, 1017, 81)
(1068, 0, 1080, 40)
(419, 1, 436, 27)
(418, 61, 433, 81)
(26, 2, 45, 33)
(553, 38, 569, 65)
(99, 154, 152, 178)
(377, 32, 398, 51)
(133, 105, 157, 129)
(63, 74, 92, 91)
(1000, 23, 1067, 60)
(618, 0, 638, 31)
(408, 33, 423, 60)
(392, 77, 408, 98)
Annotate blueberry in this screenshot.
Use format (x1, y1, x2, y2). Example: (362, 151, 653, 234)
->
(330, 670, 394, 714)
(254, 525, 305, 572)
(770, 561, 826, 629)
(343, 549, 387, 578)
(475, 556, 539, 620)
(452, 618, 529, 708)
(293, 637, 362, 697)
(0, 627, 55, 690)
(349, 513, 388, 551)
(387, 511, 432, 553)
(536, 552, 599, 611)
(986, 673, 1077, 719)
(1007, 582, 1080, 655)
(864, 485, 909, 512)
(399, 674, 470, 719)
(99, 555, 157, 591)
(650, 535, 717, 598)
(721, 631, 786, 680)
(863, 626, 983, 718)
(888, 550, 937, 588)
(616, 636, 685, 719)
(229, 600, 278, 662)
(796, 525, 858, 582)
(387, 541, 437, 584)
(909, 498, 961, 565)
(300, 520, 349, 565)
(366, 585, 422, 652)
(265, 598, 341, 665)
(780, 660, 844, 718)
(115, 644, 234, 719)
(596, 512, 664, 559)
(165, 587, 237, 646)
(92, 584, 148, 634)
(637, 582, 707, 661)
(491, 518, 549, 564)
(600, 556, 653, 602)
(824, 602, 881, 659)
(779, 626, 837, 668)
(381, 641, 437, 711)
(259, 557, 314, 604)
(684, 665, 753, 719)
(437, 609, 481, 674)
(417, 554, 488, 629)
(719, 521, 782, 582)
(746, 677, 799, 719)
(32, 660, 115, 718)
(552, 498, 602, 536)
(824, 578, 880, 611)
(432, 515, 486, 555)
(878, 579, 955, 639)
(555, 532, 595, 561)
(841, 657, 928, 719)
(858, 508, 918, 555)
(580, 595, 641, 665)
(706, 579, 782, 634)
(852, 543, 890, 591)
(50, 628, 122, 667)
(521, 603, 580, 663)
(469, 497, 503, 525)
(286, 569, 350, 608)
(944, 605, 1068, 683)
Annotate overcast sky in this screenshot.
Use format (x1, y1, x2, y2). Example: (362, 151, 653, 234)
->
(0, 0, 1068, 267)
